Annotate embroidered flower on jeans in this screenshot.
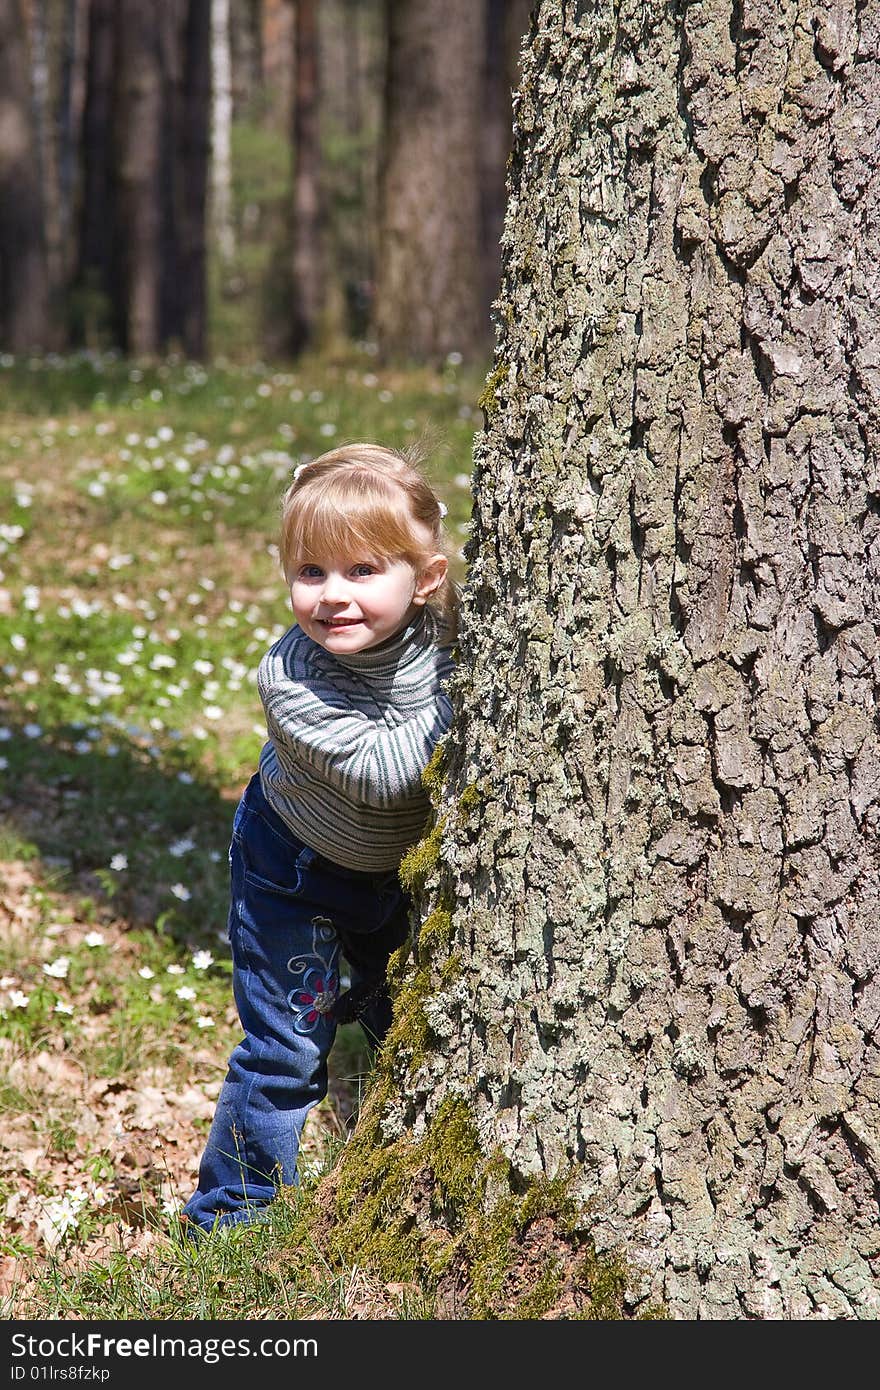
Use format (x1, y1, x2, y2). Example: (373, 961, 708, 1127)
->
(288, 967, 339, 1034)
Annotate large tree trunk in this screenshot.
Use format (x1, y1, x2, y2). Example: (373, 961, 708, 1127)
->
(0, 0, 51, 349)
(325, 0, 880, 1320)
(373, 0, 488, 364)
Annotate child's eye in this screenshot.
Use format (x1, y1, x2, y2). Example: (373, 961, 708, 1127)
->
(298, 564, 324, 579)
(352, 562, 378, 577)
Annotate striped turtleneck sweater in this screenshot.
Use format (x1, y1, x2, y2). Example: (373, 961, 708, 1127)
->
(256, 607, 455, 871)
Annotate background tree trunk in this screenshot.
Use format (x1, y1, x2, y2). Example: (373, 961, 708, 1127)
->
(479, 0, 531, 324)
(373, 0, 488, 363)
(288, 0, 324, 354)
(114, 0, 163, 354)
(57, 0, 87, 288)
(0, 0, 51, 349)
(73, 0, 116, 345)
(211, 0, 235, 265)
(174, 0, 211, 356)
(229, 0, 262, 116)
(330, 0, 880, 1320)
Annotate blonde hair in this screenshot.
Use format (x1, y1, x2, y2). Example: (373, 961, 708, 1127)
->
(279, 442, 459, 641)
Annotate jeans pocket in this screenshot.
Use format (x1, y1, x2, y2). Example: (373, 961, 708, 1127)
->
(237, 807, 304, 899)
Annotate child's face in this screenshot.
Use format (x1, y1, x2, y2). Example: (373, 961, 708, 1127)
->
(289, 546, 444, 654)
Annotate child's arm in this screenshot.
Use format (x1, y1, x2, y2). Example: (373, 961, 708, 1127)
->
(260, 674, 451, 808)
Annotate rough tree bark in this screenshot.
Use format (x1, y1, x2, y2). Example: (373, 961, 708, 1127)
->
(325, 0, 880, 1320)
(0, 0, 51, 349)
(372, 0, 488, 363)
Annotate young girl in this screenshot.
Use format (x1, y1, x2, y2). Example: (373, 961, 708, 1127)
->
(182, 443, 457, 1234)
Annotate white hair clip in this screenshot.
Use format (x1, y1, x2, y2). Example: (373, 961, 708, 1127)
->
(293, 462, 307, 479)
(438, 501, 448, 517)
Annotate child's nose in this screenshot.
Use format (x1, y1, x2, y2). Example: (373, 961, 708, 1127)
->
(321, 572, 348, 603)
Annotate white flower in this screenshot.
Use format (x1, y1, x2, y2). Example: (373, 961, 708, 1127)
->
(43, 957, 70, 979)
(175, 985, 196, 1001)
(10, 634, 26, 651)
(195, 1015, 215, 1028)
(168, 836, 195, 857)
(109, 853, 128, 871)
(83, 931, 105, 947)
(191, 950, 214, 970)
(202, 705, 222, 721)
(138, 966, 155, 979)
(9, 990, 29, 1008)
(150, 490, 168, 505)
(0, 727, 11, 740)
(193, 659, 213, 675)
(0, 757, 7, 772)
(54, 1000, 74, 1015)
(170, 883, 191, 901)
(149, 653, 176, 670)
(166, 963, 185, 975)
(36, 1195, 81, 1247)
(23, 723, 42, 738)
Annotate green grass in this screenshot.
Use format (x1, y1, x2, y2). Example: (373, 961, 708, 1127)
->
(0, 344, 482, 1319)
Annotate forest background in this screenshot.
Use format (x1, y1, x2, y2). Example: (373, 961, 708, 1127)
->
(1, 0, 531, 364)
(0, 0, 531, 1318)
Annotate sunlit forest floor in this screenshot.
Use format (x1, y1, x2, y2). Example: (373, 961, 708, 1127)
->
(0, 347, 482, 1318)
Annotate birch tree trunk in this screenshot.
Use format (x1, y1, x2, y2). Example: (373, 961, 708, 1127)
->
(327, 0, 880, 1320)
(373, 0, 488, 363)
(211, 0, 235, 265)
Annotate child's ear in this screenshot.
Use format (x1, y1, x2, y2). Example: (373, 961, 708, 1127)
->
(413, 553, 448, 604)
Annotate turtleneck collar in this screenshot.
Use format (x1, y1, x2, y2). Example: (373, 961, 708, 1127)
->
(322, 606, 437, 676)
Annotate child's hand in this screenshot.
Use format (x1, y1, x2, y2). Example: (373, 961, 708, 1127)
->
(333, 979, 384, 1024)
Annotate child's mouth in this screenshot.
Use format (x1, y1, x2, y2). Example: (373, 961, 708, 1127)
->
(320, 617, 362, 628)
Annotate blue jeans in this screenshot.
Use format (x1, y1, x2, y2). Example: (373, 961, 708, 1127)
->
(182, 773, 410, 1233)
